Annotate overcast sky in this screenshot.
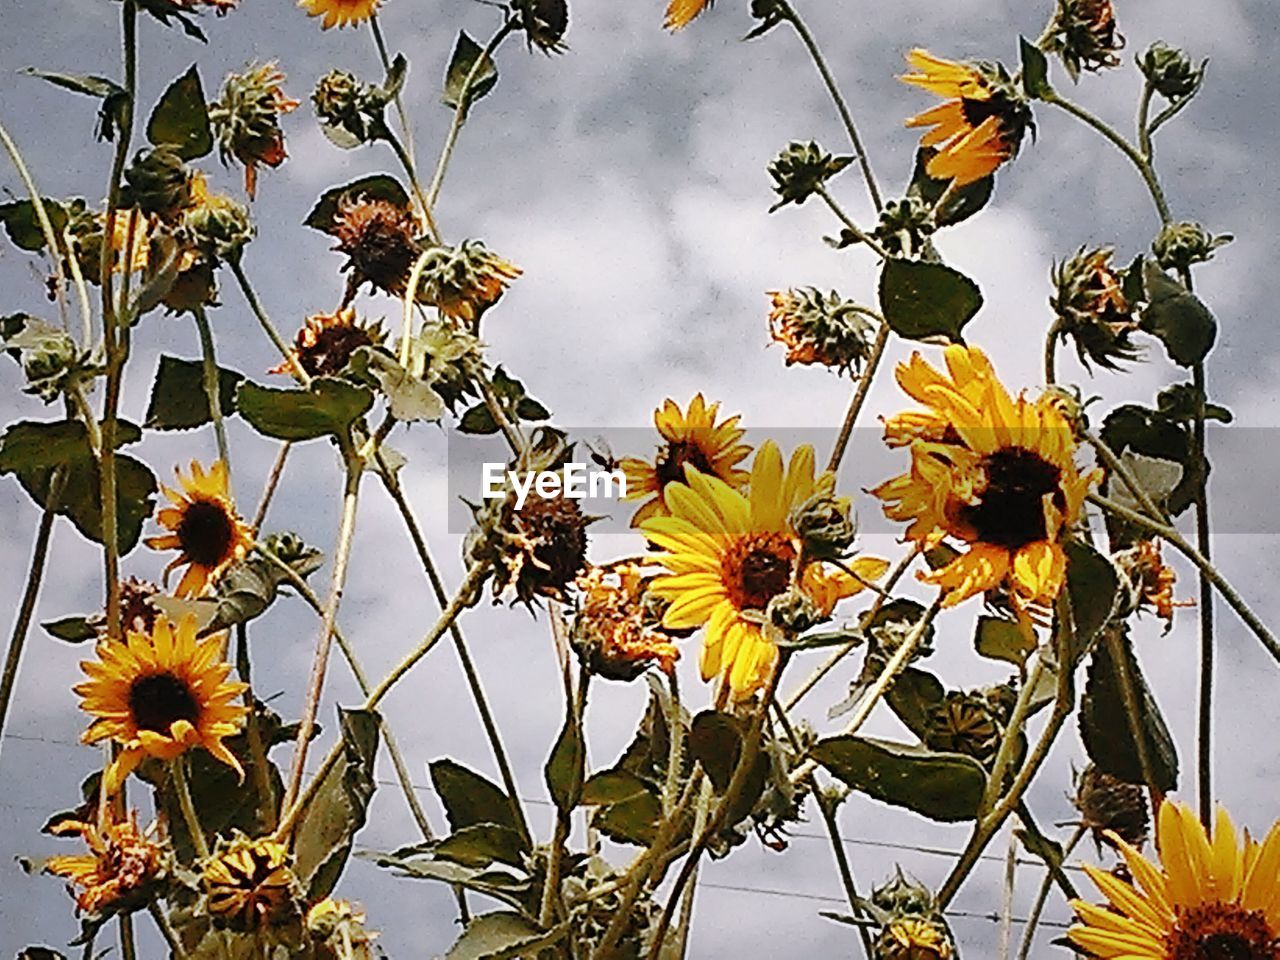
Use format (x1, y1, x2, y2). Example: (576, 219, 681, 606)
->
(2, 0, 1279, 956)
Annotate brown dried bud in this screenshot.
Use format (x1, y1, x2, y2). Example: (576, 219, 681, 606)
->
(516, 0, 569, 53)
(329, 196, 423, 301)
(572, 564, 679, 681)
(270, 307, 386, 379)
(1041, 0, 1124, 82)
(209, 62, 299, 199)
(1074, 764, 1150, 850)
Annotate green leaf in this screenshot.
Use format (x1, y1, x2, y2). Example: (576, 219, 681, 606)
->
(689, 710, 743, 793)
(581, 769, 650, 806)
(1139, 261, 1217, 367)
(1156, 382, 1232, 424)
(20, 68, 129, 141)
(430, 759, 525, 837)
(974, 615, 1035, 667)
(812, 735, 987, 822)
(592, 788, 662, 847)
(879, 258, 983, 343)
(433, 824, 528, 869)
(458, 402, 499, 434)
(1063, 541, 1120, 662)
(357, 348, 445, 423)
(443, 32, 499, 113)
(41, 615, 98, 643)
(545, 714, 585, 812)
(1079, 628, 1178, 792)
(0, 198, 70, 252)
(884, 667, 946, 741)
(235, 378, 373, 441)
(292, 707, 380, 899)
(0, 419, 155, 554)
(1019, 36, 1053, 99)
(445, 912, 554, 960)
(302, 174, 411, 233)
(206, 535, 325, 632)
(146, 65, 212, 160)
(906, 148, 993, 228)
(1100, 402, 1198, 519)
(145, 355, 244, 431)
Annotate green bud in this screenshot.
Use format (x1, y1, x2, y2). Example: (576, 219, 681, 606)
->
(1050, 246, 1141, 371)
(182, 189, 254, 263)
(1138, 41, 1205, 100)
(766, 587, 826, 637)
(1151, 220, 1232, 271)
(767, 141, 852, 212)
(873, 196, 936, 258)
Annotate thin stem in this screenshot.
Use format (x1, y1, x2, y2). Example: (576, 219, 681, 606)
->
(384, 128, 438, 243)
(400, 248, 435, 367)
(1191, 361, 1214, 826)
(1089, 493, 1280, 665)
(671, 780, 714, 959)
(229, 259, 312, 388)
(778, 0, 882, 212)
(252, 442, 292, 531)
(147, 902, 191, 960)
(1044, 319, 1062, 386)
(1137, 82, 1155, 159)
(1044, 91, 1171, 224)
(192, 305, 231, 485)
(425, 21, 516, 213)
(475, 366, 525, 456)
(234, 625, 276, 831)
(282, 452, 363, 812)
(982, 654, 1049, 814)
(172, 756, 210, 860)
(661, 670, 684, 816)
(815, 186, 891, 260)
(118, 914, 137, 960)
(815, 786, 874, 959)
(997, 829, 1018, 960)
(827, 319, 890, 473)
(1016, 824, 1086, 960)
(0, 469, 63, 755)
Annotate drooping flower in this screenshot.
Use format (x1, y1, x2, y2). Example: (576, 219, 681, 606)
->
(146, 459, 253, 598)
(202, 834, 303, 931)
(270, 307, 386, 379)
(1050, 246, 1141, 371)
(415, 240, 522, 325)
(1069, 800, 1280, 959)
(1042, 0, 1124, 81)
(87, 577, 163, 638)
(1073, 764, 1150, 851)
(209, 62, 300, 199)
(767, 287, 875, 374)
(1116, 539, 1190, 631)
(901, 49, 1032, 186)
(515, 0, 569, 53)
(664, 0, 712, 30)
(75, 614, 248, 794)
(329, 194, 422, 302)
(871, 346, 1100, 610)
(641, 441, 888, 700)
(571, 563, 681, 681)
(298, 0, 382, 30)
(45, 811, 168, 917)
(620, 394, 752, 527)
(876, 917, 954, 959)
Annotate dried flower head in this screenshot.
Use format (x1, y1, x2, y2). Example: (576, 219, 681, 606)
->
(571, 563, 680, 682)
(308, 899, 378, 959)
(415, 240, 522, 325)
(201, 833, 303, 932)
(87, 577, 162, 638)
(1073, 764, 1150, 851)
(45, 811, 168, 917)
(209, 62, 300, 199)
(767, 287, 875, 375)
(311, 69, 388, 146)
(1138, 41, 1205, 101)
(298, 0, 382, 29)
(789, 489, 858, 562)
(922, 688, 1007, 767)
(489, 489, 591, 605)
(1042, 0, 1124, 81)
(516, 0, 569, 53)
(875, 917, 954, 960)
(1116, 539, 1190, 631)
(1152, 220, 1232, 272)
(767, 141, 852, 211)
(271, 307, 386, 379)
(901, 50, 1033, 186)
(1050, 246, 1141, 371)
(329, 194, 423, 301)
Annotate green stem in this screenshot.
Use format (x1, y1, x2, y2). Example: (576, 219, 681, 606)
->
(118, 914, 137, 960)
(172, 756, 210, 860)
(384, 127, 438, 244)
(228, 259, 311, 388)
(1192, 358, 1214, 826)
(192, 305, 231, 485)
(778, 0, 882, 212)
(234, 624, 276, 831)
(252, 441, 292, 531)
(815, 186, 891, 260)
(982, 654, 1049, 814)
(147, 902, 191, 960)
(827, 319, 890, 473)
(1016, 825, 1086, 960)
(1044, 319, 1062, 386)
(1137, 81, 1155, 159)
(997, 830, 1018, 960)
(815, 786, 873, 959)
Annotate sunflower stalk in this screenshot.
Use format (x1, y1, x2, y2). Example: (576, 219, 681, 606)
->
(814, 782, 874, 959)
(234, 624, 276, 831)
(827, 319, 890, 473)
(814, 185, 891, 260)
(229, 259, 312, 388)
(172, 755, 211, 860)
(1191, 356, 1215, 825)
(192, 305, 232, 486)
(981, 652, 1051, 814)
(1015, 823, 1085, 960)
(252, 441, 292, 531)
(147, 902, 191, 960)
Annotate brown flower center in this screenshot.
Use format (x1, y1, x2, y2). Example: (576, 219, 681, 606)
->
(129, 672, 200, 733)
(1166, 903, 1280, 960)
(177, 499, 236, 568)
(722, 534, 796, 611)
(655, 438, 715, 488)
(957, 447, 1065, 550)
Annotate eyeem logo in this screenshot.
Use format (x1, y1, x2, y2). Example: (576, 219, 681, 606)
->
(483, 463, 627, 509)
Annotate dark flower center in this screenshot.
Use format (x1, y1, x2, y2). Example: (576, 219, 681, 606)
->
(304, 324, 374, 377)
(959, 94, 1030, 155)
(723, 534, 796, 611)
(655, 439, 715, 488)
(129, 672, 200, 734)
(1167, 903, 1280, 960)
(957, 447, 1065, 550)
(177, 499, 236, 568)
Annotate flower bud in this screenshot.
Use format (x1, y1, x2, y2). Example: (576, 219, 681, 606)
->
(410, 320, 484, 412)
(865, 870, 955, 960)
(1138, 41, 1204, 100)
(767, 288, 874, 375)
(1041, 0, 1123, 81)
(181, 177, 254, 263)
(1050, 246, 1140, 371)
(789, 490, 857, 561)
(312, 69, 379, 146)
(1151, 220, 1232, 272)
(1073, 763, 1150, 850)
(922, 689, 1003, 767)
(767, 141, 852, 212)
(873, 196, 936, 258)
(515, 0, 569, 53)
(123, 148, 192, 220)
(17, 325, 81, 401)
(766, 586, 826, 637)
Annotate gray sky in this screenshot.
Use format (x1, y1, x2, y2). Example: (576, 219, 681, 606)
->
(2, 0, 1279, 955)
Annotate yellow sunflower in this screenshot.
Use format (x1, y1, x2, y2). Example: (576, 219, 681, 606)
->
(664, 0, 712, 30)
(641, 441, 888, 700)
(75, 614, 248, 794)
(298, 0, 381, 29)
(871, 345, 1100, 610)
(901, 49, 1031, 186)
(1069, 799, 1280, 958)
(145, 459, 253, 598)
(202, 834, 302, 931)
(620, 394, 752, 527)
(45, 811, 167, 916)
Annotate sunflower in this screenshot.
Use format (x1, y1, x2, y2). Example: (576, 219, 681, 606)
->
(641, 441, 887, 700)
(75, 614, 248, 794)
(620, 394, 752, 527)
(145, 459, 253, 598)
(415, 240, 522, 325)
(664, 0, 712, 30)
(45, 811, 167, 917)
(872, 345, 1100, 610)
(901, 49, 1032, 186)
(877, 917, 954, 960)
(298, 0, 381, 29)
(202, 833, 303, 931)
(307, 899, 379, 959)
(1069, 799, 1280, 958)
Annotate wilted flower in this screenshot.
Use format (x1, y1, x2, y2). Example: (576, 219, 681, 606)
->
(298, 0, 382, 30)
(515, 0, 569, 52)
(767, 287, 875, 375)
(329, 194, 423, 302)
(1073, 764, 1150, 851)
(123, 147, 192, 219)
(572, 563, 680, 681)
(1050, 246, 1141, 371)
(415, 240, 522, 325)
(1152, 220, 1232, 272)
(901, 49, 1032, 186)
(1138, 41, 1205, 101)
(1115, 539, 1189, 631)
(271, 307, 386, 379)
(472, 486, 591, 606)
(202, 834, 303, 932)
(767, 141, 852, 211)
(308, 899, 378, 959)
(209, 62, 300, 199)
(86, 577, 163, 638)
(789, 489, 858, 562)
(410, 320, 484, 412)
(1041, 0, 1124, 81)
(44, 811, 168, 918)
(180, 172, 254, 262)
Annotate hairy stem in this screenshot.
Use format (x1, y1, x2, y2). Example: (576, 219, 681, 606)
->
(147, 902, 191, 960)
(251, 442, 292, 531)
(192, 305, 231, 485)
(1016, 824, 1085, 960)
(172, 755, 210, 860)
(815, 186, 891, 260)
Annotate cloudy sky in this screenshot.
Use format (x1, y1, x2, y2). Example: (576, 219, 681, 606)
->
(1, 0, 1279, 955)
